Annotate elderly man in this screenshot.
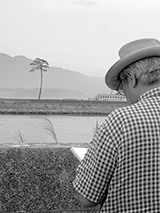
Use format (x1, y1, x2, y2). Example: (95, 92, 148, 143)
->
(73, 38, 160, 212)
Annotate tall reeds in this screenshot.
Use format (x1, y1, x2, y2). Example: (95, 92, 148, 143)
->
(44, 117, 58, 143)
(93, 119, 99, 135)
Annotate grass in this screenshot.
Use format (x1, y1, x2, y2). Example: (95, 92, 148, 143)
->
(44, 117, 58, 143)
(14, 130, 26, 144)
(0, 146, 100, 212)
(93, 120, 99, 135)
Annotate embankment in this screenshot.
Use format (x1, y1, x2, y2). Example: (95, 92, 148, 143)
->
(0, 98, 127, 115)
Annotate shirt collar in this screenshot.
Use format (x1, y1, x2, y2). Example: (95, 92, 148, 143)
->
(138, 87, 160, 102)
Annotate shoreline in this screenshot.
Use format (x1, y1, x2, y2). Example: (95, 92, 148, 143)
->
(0, 142, 90, 148)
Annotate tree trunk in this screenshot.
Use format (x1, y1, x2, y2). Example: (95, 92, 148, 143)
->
(38, 69, 43, 99)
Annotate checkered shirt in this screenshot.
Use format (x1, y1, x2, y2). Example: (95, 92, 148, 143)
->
(73, 87, 160, 213)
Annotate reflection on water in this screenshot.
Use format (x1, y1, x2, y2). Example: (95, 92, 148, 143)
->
(0, 115, 106, 144)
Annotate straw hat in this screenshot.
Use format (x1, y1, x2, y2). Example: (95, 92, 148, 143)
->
(105, 38, 160, 90)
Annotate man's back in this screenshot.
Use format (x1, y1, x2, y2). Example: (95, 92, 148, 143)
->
(103, 87, 160, 212)
(73, 87, 160, 212)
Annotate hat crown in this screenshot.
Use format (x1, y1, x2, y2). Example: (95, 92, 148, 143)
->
(119, 38, 160, 59)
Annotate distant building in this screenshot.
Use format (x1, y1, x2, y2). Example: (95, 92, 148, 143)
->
(90, 93, 127, 102)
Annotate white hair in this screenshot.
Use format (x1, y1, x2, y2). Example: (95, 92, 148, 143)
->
(119, 57, 160, 85)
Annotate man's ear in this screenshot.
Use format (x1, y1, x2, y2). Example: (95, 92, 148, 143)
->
(128, 74, 137, 88)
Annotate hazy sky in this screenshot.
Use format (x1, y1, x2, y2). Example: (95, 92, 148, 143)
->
(1, 0, 160, 77)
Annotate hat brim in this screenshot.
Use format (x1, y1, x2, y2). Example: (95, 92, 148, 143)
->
(105, 46, 160, 90)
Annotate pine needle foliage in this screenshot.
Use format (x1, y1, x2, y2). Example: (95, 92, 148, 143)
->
(29, 58, 49, 99)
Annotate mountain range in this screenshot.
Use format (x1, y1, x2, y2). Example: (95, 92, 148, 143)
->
(0, 53, 110, 99)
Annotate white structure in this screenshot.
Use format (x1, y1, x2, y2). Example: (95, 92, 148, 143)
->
(90, 93, 126, 102)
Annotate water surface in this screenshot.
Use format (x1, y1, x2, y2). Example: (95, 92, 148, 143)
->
(0, 115, 106, 144)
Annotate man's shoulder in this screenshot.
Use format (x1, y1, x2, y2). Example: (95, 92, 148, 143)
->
(110, 104, 133, 115)
(108, 102, 141, 120)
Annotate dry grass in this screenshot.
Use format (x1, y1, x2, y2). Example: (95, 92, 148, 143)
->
(44, 117, 58, 143)
(14, 130, 26, 144)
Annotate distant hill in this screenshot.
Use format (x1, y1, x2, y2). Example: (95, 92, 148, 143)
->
(0, 87, 86, 99)
(0, 53, 110, 99)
